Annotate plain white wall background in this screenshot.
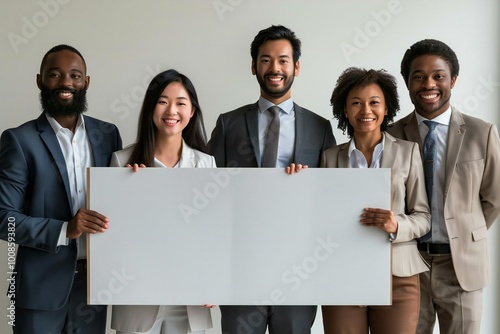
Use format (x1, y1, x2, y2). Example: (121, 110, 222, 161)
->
(1, 0, 498, 333)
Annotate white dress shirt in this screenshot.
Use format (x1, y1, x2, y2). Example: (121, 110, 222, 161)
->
(348, 134, 385, 169)
(47, 114, 93, 259)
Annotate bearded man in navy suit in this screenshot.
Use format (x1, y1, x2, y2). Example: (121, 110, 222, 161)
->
(0, 44, 122, 333)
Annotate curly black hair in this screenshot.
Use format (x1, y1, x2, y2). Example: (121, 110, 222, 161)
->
(331, 67, 400, 138)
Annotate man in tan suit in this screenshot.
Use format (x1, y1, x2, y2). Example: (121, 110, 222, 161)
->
(387, 39, 500, 334)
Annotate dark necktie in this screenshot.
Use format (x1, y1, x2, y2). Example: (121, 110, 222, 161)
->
(261, 106, 281, 167)
(423, 120, 438, 204)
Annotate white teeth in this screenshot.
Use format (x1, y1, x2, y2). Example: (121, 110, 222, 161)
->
(164, 119, 178, 124)
(268, 77, 282, 81)
(421, 94, 438, 99)
(359, 118, 374, 122)
(59, 92, 72, 97)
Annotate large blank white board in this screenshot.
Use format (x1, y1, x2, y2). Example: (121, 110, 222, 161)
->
(87, 168, 391, 305)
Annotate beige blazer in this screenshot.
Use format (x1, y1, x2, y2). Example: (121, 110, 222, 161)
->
(109, 140, 215, 332)
(387, 108, 500, 291)
(321, 132, 431, 277)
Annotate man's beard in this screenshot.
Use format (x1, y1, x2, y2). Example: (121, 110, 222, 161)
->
(40, 86, 88, 117)
(256, 73, 295, 99)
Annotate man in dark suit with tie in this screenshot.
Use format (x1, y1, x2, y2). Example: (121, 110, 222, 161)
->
(387, 39, 500, 334)
(208, 25, 335, 334)
(0, 45, 122, 333)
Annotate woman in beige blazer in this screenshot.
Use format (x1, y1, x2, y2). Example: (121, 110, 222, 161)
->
(320, 68, 431, 334)
(109, 69, 214, 334)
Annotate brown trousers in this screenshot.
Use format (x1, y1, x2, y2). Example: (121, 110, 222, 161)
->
(322, 274, 420, 334)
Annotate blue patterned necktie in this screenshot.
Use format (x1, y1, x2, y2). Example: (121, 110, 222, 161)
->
(261, 106, 281, 167)
(423, 120, 438, 204)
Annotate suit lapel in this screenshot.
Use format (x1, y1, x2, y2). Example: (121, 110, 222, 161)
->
(337, 142, 350, 167)
(444, 109, 465, 198)
(403, 113, 423, 146)
(401, 112, 425, 162)
(244, 103, 261, 166)
(84, 116, 102, 167)
(179, 140, 196, 167)
(36, 114, 73, 206)
(380, 133, 397, 169)
(293, 103, 306, 163)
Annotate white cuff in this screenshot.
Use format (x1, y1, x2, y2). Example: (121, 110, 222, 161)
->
(57, 221, 70, 246)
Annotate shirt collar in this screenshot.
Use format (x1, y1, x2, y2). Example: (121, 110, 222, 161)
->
(154, 139, 187, 168)
(46, 113, 85, 134)
(258, 97, 294, 115)
(347, 133, 386, 159)
(414, 106, 452, 126)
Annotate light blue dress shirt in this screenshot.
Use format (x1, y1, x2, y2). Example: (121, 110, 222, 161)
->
(257, 97, 295, 168)
(415, 107, 452, 244)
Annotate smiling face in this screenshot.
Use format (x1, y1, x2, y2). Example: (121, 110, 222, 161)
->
(252, 39, 300, 104)
(152, 81, 194, 140)
(408, 54, 457, 119)
(37, 49, 89, 117)
(345, 83, 387, 137)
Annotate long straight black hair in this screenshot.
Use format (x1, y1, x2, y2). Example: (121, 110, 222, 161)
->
(127, 69, 208, 166)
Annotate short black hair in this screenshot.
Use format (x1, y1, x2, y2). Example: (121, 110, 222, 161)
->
(40, 44, 87, 73)
(330, 67, 400, 138)
(250, 25, 301, 63)
(400, 39, 459, 87)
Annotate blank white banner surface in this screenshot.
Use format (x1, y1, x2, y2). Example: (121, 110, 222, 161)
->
(87, 168, 391, 305)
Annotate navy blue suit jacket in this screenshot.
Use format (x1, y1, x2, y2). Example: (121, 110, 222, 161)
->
(208, 102, 336, 167)
(0, 113, 122, 310)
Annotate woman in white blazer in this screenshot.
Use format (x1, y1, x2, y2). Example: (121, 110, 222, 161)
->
(319, 68, 430, 334)
(109, 69, 214, 334)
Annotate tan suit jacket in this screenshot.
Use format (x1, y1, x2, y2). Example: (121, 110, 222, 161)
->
(387, 108, 500, 291)
(109, 140, 214, 332)
(321, 132, 431, 277)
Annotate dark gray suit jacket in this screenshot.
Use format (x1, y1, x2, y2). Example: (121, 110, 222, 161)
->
(0, 113, 122, 310)
(208, 102, 335, 167)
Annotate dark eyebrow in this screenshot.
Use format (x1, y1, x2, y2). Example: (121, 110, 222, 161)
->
(46, 67, 84, 74)
(159, 95, 189, 100)
(258, 54, 291, 59)
(411, 68, 446, 75)
(349, 95, 381, 100)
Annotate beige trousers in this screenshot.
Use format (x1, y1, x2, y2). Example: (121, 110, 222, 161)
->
(417, 252, 483, 334)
